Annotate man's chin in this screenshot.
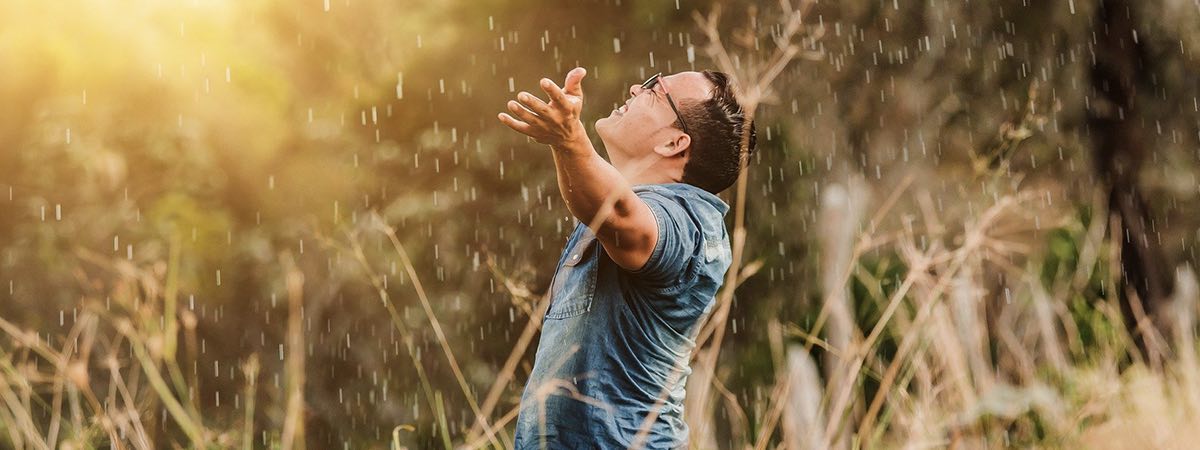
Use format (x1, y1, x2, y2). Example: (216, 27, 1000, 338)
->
(594, 116, 612, 136)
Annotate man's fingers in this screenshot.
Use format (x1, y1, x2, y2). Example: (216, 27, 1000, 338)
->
(506, 100, 543, 125)
(516, 92, 553, 117)
(497, 112, 534, 135)
(539, 78, 569, 106)
(501, 73, 584, 144)
(563, 67, 586, 97)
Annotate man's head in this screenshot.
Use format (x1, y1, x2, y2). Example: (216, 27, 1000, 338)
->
(595, 70, 756, 194)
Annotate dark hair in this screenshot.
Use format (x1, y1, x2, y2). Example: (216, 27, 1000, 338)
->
(678, 70, 756, 194)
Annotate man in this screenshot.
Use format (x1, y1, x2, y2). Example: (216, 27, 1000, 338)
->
(498, 66, 755, 449)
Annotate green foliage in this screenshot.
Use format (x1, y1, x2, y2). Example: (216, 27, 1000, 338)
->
(0, 0, 1198, 447)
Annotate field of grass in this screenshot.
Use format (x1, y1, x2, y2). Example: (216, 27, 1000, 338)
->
(2, 0, 1199, 448)
(4, 166, 1199, 449)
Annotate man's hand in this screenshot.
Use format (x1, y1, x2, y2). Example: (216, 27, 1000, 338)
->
(496, 66, 659, 272)
(498, 67, 588, 148)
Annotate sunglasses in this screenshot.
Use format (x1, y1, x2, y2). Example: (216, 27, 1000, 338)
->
(639, 72, 690, 136)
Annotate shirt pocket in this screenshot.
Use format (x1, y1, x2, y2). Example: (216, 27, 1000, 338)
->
(703, 232, 731, 266)
(545, 233, 599, 320)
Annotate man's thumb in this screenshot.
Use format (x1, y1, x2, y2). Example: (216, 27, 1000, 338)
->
(564, 67, 586, 96)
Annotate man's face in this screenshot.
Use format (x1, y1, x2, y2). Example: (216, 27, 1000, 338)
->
(595, 71, 713, 161)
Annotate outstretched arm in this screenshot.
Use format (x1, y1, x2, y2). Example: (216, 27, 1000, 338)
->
(497, 67, 658, 271)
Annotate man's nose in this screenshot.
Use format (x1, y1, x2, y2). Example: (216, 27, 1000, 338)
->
(628, 84, 642, 98)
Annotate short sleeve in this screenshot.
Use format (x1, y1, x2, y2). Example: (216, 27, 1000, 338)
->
(626, 190, 701, 289)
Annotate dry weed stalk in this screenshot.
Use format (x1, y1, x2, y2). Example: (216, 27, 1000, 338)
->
(241, 353, 260, 450)
(278, 253, 306, 450)
(657, 1, 825, 448)
(0, 233, 334, 449)
(375, 220, 507, 450)
(326, 213, 512, 449)
(0, 244, 228, 448)
(463, 254, 551, 447)
(844, 192, 1050, 445)
(320, 223, 478, 450)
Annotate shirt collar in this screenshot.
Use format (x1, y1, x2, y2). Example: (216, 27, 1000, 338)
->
(631, 182, 730, 216)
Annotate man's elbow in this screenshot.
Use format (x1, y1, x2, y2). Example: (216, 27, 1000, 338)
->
(602, 228, 657, 272)
(599, 198, 658, 261)
(582, 193, 640, 229)
(601, 194, 651, 230)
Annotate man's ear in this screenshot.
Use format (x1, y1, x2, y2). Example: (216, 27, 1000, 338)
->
(653, 133, 691, 159)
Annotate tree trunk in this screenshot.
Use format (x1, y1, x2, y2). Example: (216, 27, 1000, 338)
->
(1088, 0, 1176, 365)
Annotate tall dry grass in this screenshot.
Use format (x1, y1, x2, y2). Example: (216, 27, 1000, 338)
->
(6, 165, 1198, 449)
(3, 2, 1200, 450)
(0, 232, 311, 449)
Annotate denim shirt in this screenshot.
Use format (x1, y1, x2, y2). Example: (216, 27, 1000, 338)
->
(512, 182, 733, 449)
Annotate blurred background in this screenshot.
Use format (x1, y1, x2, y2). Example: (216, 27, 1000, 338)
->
(1, 0, 1199, 448)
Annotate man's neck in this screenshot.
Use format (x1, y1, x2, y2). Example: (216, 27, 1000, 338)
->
(607, 147, 679, 186)
(622, 168, 674, 186)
